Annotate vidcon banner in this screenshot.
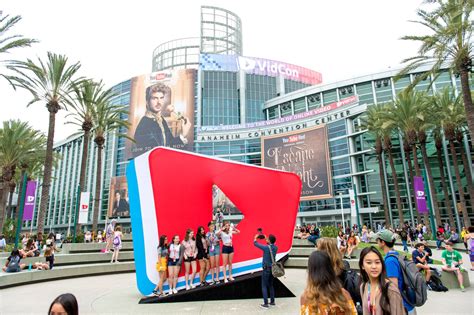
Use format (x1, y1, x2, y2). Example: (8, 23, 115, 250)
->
(261, 125, 332, 200)
(22, 180, 37, 221)
(78, 192, 90, 224)
(413, 176, 428, 214)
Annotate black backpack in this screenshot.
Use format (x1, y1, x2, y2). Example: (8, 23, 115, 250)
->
(341, 260, 362, 314)
(429, 274, 448, 292)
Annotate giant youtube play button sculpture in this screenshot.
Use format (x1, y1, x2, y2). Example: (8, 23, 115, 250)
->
(127, 147, 302, 296)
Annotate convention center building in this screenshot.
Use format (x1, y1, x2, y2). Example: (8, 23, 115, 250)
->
(24, 6, 472, 235)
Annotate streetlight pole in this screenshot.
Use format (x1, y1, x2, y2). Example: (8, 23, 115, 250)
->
(339, 192, 345, 231)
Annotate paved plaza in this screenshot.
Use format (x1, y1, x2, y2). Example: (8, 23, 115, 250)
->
(1, 245, 473, 314)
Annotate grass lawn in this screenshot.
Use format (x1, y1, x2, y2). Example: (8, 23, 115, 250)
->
(357, 242, 442, 265)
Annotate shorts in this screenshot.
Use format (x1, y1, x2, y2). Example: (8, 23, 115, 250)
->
(209, 246, 220, 257)
(222, 245, 234, 254)
(469, 252, 474, 263)
(168, 258, 180, 266)
(184, 256, 196, 263)
(6, 264, 20, 273)
(156, 257, 167, 272)
(197, 251, 209, 260)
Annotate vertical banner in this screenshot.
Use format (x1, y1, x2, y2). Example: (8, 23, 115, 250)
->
(22, 180, 37, 221)
(413, 176, 428, 214)
(78, 192, 90, 224)
(349, 189, 357, 217)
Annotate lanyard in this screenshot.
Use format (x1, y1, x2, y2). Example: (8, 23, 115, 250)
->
(367, 283, 378, 315)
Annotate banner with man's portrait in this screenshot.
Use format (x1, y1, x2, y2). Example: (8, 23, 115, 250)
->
(108, 176, 130, 218)
(261, 125, 332, 200)
(126, 70, 195, 159)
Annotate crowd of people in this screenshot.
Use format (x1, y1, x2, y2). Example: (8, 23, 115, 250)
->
(296, 221, 474, 315)
(2, 232, 60, 273)
(151, 221, 240, 297)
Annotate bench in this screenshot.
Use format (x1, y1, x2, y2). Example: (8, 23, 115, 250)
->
(0, 261, 135, 289)
(439, 269, 471, 289)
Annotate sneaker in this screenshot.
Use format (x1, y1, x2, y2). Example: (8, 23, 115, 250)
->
(168, 290, 173, 295)
(229, 277, 235, 281)
(269, 302, 276, 306)
(191, 284, 196, 289)
(461, 286, 466, 292)
(260, 304, 269, 309)
(224, 279, 228, 283)
(173, 288, 178, 294)
(209, 281, 215, 286)
(215, 279, 220, 284)
(152, 290, 159, 296)
(185, 285, 190, 291)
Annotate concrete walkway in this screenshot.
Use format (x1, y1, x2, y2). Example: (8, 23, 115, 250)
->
(1, 243, 473, 314)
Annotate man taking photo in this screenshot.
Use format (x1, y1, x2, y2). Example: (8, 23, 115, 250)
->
(253, 232, 278, 309)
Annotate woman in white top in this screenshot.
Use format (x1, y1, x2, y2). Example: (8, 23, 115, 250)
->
(217, 221, 240, 283)
(167, 235, 183, 294)
(182, 229, 198, 290)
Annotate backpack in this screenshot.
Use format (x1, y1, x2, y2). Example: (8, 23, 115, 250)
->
(386, 253, 427, 307)
(268, 245, 285, 277)
(113, 235, 120, 246)
(341, 260, 362, 314)
(428, 274, 448, 292)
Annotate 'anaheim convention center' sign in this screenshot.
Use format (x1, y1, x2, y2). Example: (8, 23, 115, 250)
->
(261, 125, 332, 200)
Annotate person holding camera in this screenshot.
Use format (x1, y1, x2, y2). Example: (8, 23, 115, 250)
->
(253, 229, 278, 309)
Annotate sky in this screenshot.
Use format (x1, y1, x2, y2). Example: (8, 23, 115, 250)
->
(0, 0, 429, 142)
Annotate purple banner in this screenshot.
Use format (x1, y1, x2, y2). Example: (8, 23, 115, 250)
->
(413, 176, 428, 214)
(23, 180, 37, 221)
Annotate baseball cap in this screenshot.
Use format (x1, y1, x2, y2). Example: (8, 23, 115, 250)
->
(376, 229, 395, 243)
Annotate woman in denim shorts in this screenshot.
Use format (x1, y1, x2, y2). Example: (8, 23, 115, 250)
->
(207, 222, 221, 284)
(217, 222, 240, 283)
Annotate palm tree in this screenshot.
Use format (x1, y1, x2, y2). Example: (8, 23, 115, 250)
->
(433, 128, 456, 228)
(67, 79, 104, 236)
(380, 103, 405, 227)
(6, 53, 81, 234)
(440, 90, 471, 227)
(455, 129, 474, 203)
(403, 141, 422, 225)
(90, 92, 130, 233)
(0, 12, 37, 80)
(0, 120, 45, 231)
(390, 90, 432, 231)
(365, 104, 391, 226)
(398, 0, 474, 140)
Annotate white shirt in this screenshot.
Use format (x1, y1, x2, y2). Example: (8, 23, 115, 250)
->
(220, 230, 233, 245)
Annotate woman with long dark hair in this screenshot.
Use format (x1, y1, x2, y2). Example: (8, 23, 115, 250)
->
(300, 251, 357, 314)
(152, 235, 169, 297)
(48, 293, 78, 315)
(196, 226, 210, 286)
(358, 246, 404, 315)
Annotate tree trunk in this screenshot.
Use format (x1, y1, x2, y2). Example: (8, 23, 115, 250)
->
(405, 147, 421, 224)
(420, 143, 441, 227)
(387, 147, 404, 228)
(37, 105, 59, 234)
(460, 69, 474, 142)
(75, 129, 91, 236)
(449, 140, 470, 227)
(0, 179, 7, 233)
(456, 135, 474, 206)
(435, 140, 455, 228)
(7, 181, 15, 219)
(92, 142, 103, 233)
(15, 169, 26, 221)
(376, 138, 390, 226)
